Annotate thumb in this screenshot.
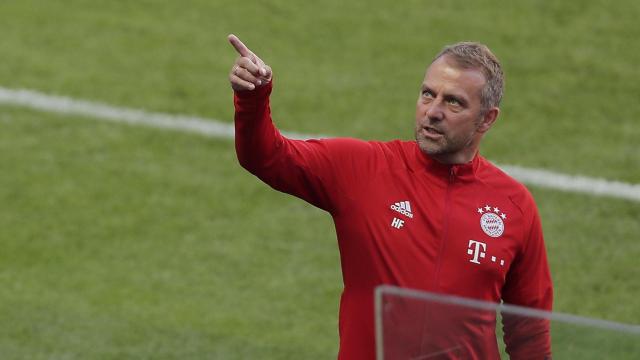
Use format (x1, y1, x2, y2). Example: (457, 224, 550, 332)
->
(261, 65, 273, 80)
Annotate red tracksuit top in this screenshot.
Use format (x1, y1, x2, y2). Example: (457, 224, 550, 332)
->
(234, 81, 553, 359)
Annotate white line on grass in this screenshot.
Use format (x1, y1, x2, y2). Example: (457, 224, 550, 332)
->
(1, 86, 639, 203)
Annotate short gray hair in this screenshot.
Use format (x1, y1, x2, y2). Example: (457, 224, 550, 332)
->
(433, 42, 504, 111)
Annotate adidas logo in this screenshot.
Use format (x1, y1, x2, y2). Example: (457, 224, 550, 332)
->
(390, 201, 413, 218)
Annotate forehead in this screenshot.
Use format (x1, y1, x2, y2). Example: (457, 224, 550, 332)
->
(423, 56, 486, 100)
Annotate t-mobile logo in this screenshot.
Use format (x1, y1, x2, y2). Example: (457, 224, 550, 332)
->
(391, 217, 404, 229)
(467, 240, 486, 264)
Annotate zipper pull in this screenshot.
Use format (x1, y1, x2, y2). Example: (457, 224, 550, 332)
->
(449, 167, 456, 183)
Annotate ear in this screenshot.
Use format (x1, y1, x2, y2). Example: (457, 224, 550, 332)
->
(477, 107, 499, 133)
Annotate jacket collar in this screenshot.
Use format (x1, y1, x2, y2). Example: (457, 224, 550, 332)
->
(409, 142, 480, 181)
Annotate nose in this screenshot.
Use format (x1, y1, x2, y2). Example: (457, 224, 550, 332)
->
(425, 99, 444, 122)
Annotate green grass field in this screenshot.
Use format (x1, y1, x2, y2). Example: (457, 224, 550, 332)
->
(0, 0, 638, 358)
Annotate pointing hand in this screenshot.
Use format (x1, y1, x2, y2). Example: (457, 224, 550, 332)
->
(228, 34, 272, 91)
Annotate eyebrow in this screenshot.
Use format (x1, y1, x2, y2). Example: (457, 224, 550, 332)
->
(421, 84, 469, 107)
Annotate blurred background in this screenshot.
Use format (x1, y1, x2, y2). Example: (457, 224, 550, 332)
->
(0, 0, 638, 358)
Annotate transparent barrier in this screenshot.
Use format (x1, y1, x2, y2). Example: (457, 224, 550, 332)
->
(375, 285, 640, 359)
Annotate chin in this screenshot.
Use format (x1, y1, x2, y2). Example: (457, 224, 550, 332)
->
(416, 138, 441, 156)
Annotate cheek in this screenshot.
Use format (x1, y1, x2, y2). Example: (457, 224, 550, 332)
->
(449, 116, 478, 137)
(415, 103, 426, 118)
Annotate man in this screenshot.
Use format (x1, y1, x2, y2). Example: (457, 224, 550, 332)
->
(228, 34, 552, 359)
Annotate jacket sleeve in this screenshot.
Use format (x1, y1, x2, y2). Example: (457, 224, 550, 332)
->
(501, 198, 553, 359)
(233, 81, 375, 213)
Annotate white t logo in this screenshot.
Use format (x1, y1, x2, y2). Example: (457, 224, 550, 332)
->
(467, 240, 487, 264)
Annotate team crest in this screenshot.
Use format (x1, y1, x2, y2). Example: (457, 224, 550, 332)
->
(476, 204, 507, 238)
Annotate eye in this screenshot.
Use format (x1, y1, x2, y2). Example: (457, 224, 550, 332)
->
(446, 98, 461, 106)
(422, 90, 434, 98)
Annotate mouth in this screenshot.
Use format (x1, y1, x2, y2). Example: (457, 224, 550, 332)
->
(421, 126, 444, 140)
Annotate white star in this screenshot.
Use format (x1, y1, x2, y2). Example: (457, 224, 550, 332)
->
(484, 205, 491, 211)
(501, 213, 507, 220)
(493, 207, 500, 213)
(477, 208, 484, 214)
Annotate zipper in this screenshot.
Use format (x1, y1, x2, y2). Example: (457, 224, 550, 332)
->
(433, 167, 456, 289)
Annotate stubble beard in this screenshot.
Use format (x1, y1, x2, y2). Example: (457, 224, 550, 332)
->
(414, 123, 477, 160)
(415, 125, 452, 156)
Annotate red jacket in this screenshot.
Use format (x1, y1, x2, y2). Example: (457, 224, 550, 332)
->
(234, 82, 553, 359)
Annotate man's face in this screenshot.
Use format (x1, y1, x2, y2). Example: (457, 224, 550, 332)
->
(415, 55, 494, 164)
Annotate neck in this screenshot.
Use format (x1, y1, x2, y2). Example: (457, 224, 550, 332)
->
(430, 151, 477, 165)
(432, 133, 482, 164)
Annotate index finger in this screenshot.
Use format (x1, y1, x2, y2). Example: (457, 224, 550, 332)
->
(228, 34, 252, 57)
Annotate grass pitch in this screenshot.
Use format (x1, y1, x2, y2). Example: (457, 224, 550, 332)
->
(0, 0, 638, 358)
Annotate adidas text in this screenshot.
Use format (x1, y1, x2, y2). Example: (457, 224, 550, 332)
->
(390, 201, 414, 218)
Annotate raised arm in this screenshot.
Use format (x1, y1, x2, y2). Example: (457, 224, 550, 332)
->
(228, 35, 377, 213)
